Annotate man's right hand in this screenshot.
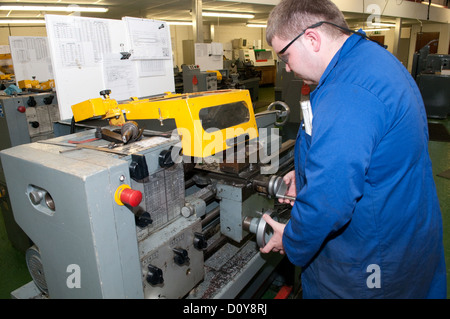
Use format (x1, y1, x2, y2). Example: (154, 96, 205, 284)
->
(279, 170, 296, 206)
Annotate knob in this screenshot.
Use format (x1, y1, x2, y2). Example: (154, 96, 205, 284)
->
(43, 95, 54, 105)
(158, 149, 174, 168)
(99, 89, 111, 98)
(27, 97, 37, 107)
(17, 106, 26, 113)
(146, 265, 164, 285)
(193, 232, 207, 250)
(29, 191, 44, 205)
(181, 204, 194, 217)
(173, 248, 190, 266)
(129, 154, 149, 180)
(119, 188, 142, 207)
(30, 121, 40, 128)
(135, 212, 152, 228)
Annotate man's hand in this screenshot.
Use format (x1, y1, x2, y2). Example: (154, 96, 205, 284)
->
(279, 170, 296, 206)
(260, 213, 286, 255)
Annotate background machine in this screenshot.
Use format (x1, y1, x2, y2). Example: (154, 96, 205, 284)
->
(0, 91, 60, 252)
(412, 40, 450, 119)
(1, 89, 295, 299)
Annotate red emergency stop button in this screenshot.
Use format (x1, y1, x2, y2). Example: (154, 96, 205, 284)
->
(17, 106, 26, 113)
(120, 188, 142, 207)
(114, 184, 142, 207)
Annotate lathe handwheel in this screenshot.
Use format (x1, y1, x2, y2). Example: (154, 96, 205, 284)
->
(267, 101, 290, 126)
(256, 212, 278, 248)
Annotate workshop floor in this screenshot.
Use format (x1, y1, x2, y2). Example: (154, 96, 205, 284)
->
(0, 86, 449, 299)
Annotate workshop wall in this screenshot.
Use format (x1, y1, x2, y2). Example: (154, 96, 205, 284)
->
(0, 26, 47, 44)
(0, 22, 448, 75)
(169, 24, 269, 68)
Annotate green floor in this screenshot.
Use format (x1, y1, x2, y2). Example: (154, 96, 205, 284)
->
(428, 118, 450, 298)
(0, 86, 449, 299)
(0, 209, 31, 299)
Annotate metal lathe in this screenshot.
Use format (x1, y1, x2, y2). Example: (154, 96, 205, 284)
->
(0, 89, 295, 299)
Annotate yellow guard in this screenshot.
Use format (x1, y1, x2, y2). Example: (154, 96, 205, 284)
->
(71, 89, 259, 158)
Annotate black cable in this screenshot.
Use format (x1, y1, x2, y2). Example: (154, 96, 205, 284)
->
(316, 21, 388, 49)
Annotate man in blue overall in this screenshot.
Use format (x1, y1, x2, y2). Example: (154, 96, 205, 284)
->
(261, 0, 447, 298)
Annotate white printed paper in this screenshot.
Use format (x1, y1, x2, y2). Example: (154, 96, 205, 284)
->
(102, 53, 139, 100)
(123, 17, 171, 60)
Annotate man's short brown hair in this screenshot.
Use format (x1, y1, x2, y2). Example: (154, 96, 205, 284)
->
(266, 0, 349, 46)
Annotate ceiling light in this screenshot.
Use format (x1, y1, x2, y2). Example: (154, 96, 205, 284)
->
(359, 28, 391, 32)
(0, 5, 109, 13)
(202, 12, 254, 19)
(246, 24, 266, 28)
(371, 22, 396, 27)
(167, 21, 193, 26)
(421, 1, 446, 8)
(0, 19, 46, 24)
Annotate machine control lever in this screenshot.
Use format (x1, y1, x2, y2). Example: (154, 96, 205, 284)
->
(193, 232, 208, 250)
(146, 265, 164, 285)
(173, 248, 190, 266)
(129, 154, 149, 181)
(43, 95, 54, 105)
(135, 212, 152, 228)
(27, 97, 37, 107)
(159, 148, 175, 168)
(30, 121, 40, 128)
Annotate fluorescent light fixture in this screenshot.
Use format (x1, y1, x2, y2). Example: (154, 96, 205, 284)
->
(421, 1, 446, 8)
(371, 22, 396, 27)
(167, 21, 193, 26)
(202, 12, 254, 19)
(0, 5, 108, 13)
(0, 19, 45, 24)
(246, 24, 266, 28)
(359, 28, 391, 32)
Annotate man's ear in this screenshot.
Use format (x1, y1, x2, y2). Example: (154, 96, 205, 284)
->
(304, 29, 321, 52)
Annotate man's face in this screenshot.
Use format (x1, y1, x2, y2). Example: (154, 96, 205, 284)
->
(272, 35, 318, 85)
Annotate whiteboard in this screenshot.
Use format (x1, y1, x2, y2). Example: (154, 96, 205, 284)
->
(45, 14, 175, 120)
(8, 36, 54, 83)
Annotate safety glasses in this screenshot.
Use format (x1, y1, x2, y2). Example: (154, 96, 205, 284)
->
(277, 21, 325, 64)
(276, 21, 386, 64)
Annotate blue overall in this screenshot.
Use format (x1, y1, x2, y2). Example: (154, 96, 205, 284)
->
(283, 32, 447, 298)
